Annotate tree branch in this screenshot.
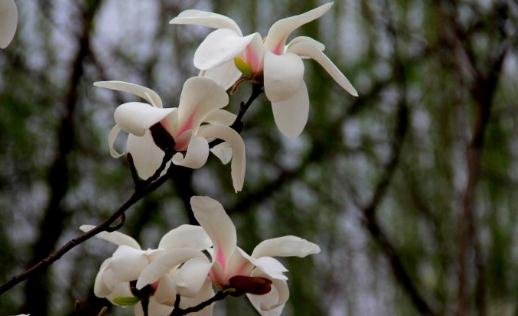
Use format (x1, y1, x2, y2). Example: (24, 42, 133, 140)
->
(170, 291, 229, 316)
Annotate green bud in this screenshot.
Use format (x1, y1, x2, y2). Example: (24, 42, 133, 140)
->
(234, 57, 253, 77)
(113, 296, 140, 306)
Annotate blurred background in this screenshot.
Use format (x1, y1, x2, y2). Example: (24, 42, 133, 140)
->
(0, 0, 517, 315)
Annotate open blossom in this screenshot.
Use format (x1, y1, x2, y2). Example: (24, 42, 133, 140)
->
(80, 224, 214, 316)
(140, 196, 321, 316)
(95, 76, 246, 192)
(0, 0, 17, 49)
(170, 2, 358, 138)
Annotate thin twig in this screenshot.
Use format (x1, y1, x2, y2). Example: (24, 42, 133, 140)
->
(170, 291, 229, 316)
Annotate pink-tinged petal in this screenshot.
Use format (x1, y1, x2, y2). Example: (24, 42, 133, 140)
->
(200, 60, 242, 90)
(270, 82, 309, 138)
(107, 125, 125, 158)
(226, 247, 255, 278)
(134, 298, 173, 316)
(172, 135, 209, 169)
(287, 36, 358, 96)
(127, 131, 165, 180)
(0, 0, 17, 49)
(110, 246, 149, 282)
(174, 257, 212, 297)
(252, 236, 321, 258)
(80, 225, 141, 249)
(94, 81, 163, 108)
(136, 249, 203, 289)
(264, 51, 305, 102)
(253, 257, 288, 281)
(114, 102, 174, 136)
(158, 224, 212, 251)
(247, 277, 289, 316)
(198, 125, 246, 192)
(244, 35, 265, 73)
(178, 77, 229, 131)
(179, 279, 215, 316)
(264, 2, 333, 52)
(190, 196, 236, 270)
(93, 259, 112, 298)
(169, 9, 242, 35)
(204, 109, 236, 127)
(194, 29, 258, 71)
(210, 142, 232, 165)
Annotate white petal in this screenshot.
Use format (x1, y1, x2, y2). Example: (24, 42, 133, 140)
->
(200, 60, 242, 90)
(0, 0, 17, 49)
(287, 36, 358, 96)
(190, 196, 236, 270)
(194, 29, 258, 70)
(114, 102, 173, 136)
(177, 77, 229, 131)
(93, 259, 112, 298)
(158, 224, 212, 251)
(174, 257, 212, 297)
(210, 142, 232, 165)
(270, 82, 309, 138)
(253, 257, 288, 281)
(204, 109, 236, 127)
(80, 225, 141, 249)
(252, 236, 321, 258)
(110, 246, 149, 282)
(107, 282, 135, 304)
(94, 81, 163, 108)
(172, 135, 209, 169)
(198, 125, 246, 192)
(264, 51, 305, 102)
(287, 36, 325, 53)
(169, 9, 242, 35)
(247, 278, 289, 316)
(136, 249, 203, 289)
(227, 247, 254, 277)
(264, 2, 333, 51)
(135, 298, 173, 316)
(179, 279, 215, 316)
(108, 125, 125, 158)
(127, 132, 165, 180)
(153, 276, 177, 305)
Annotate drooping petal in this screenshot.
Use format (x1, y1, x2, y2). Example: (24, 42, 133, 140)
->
(204, 109, 236, 127)
(270, 82, 309, 138)
(127, 131, 166, 180)
(287, 36, 358, 96)
(253, 257, 288, 281)
(114, 102, 173, 136)
(247, 278, 289, 316)
(136, 249, 203, 290)
(177, 77, 229, 130)
(179, 279, 215, 316)
(172, 135, 209, 169)
(264, 51, 305, 102)
(252, 236, 321, 258)
(194, 29, 258, 71)
(198, 125, 246, 192)
(158, 224, 212, 251)
(80, 225, 141, 249)
(210, 142, 232, 165)
(174, 257, 212, 297)
(110, 246, 149, 282)
(264, 2, 333, 52)
(190, 196, 236, 270)
(0, 0, 17, 49)
(94, 81, 163, 108)
(287, 36, 325, 54)
(169, 9, 242, 35)
(108, 125, 125, 158)
(93, 259, 112, 298)
(200, 60, 242, 90)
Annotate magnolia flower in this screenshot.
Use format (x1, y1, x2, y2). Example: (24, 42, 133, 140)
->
(95, 76, 246, 192)
(170, 2, 358, 138)
(0, 0, 17, 48)
(81, 225, 214, 316)
(142, 196, 320, 316)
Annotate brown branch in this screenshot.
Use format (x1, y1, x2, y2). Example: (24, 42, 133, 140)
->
(170, 291, 229, 316)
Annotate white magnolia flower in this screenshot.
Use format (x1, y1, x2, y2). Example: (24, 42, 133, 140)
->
(170, 2, 358, 138)
(0, 0, 17, 49)
(144, 196, 321, 316)
(95, 76, 246, 192)
(81, 225, 214, 316)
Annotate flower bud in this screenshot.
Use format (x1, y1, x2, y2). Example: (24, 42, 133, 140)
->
(228, 276, 272, 296)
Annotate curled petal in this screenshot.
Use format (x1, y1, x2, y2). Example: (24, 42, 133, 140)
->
(107, 282, 135, 305)
(264, 51, 305, 102)
(80, 225, 141, 249)
(94, 81, 163, 108)
(194, 29, 258, 71)
(190, 196, 236, 270)
(158, 224, 212, 251)
(287, 36, 325, 54)
(110, 246, 149, 282)
(200, 59, 242, 90)
(108, 125, 125, 158)
(247, 278, 289, 316)
(169, 9, 242, 35)
(172, 135, 209, 169)
(136, 249, 203, 290)
(134, 298, 173, 316)
(210, 142, 232, 165)
(114, 102, 173, 136)
(198, 125, 246, 192)
(179, 279, 215, 316)
(153, 276, 176, 305)
(174, 257, 212, 297)
(0, 0, 17, 49)
(93, 259, 112, 298)
(264, 2, 333, 52)
(270, 82, 309, 138)
(287, 36, 358, 96)
(252, 235, 321, 258)
(127, 132, 165, 180)
(253, 257, 288, 281)
(204, 109, 237, 127)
